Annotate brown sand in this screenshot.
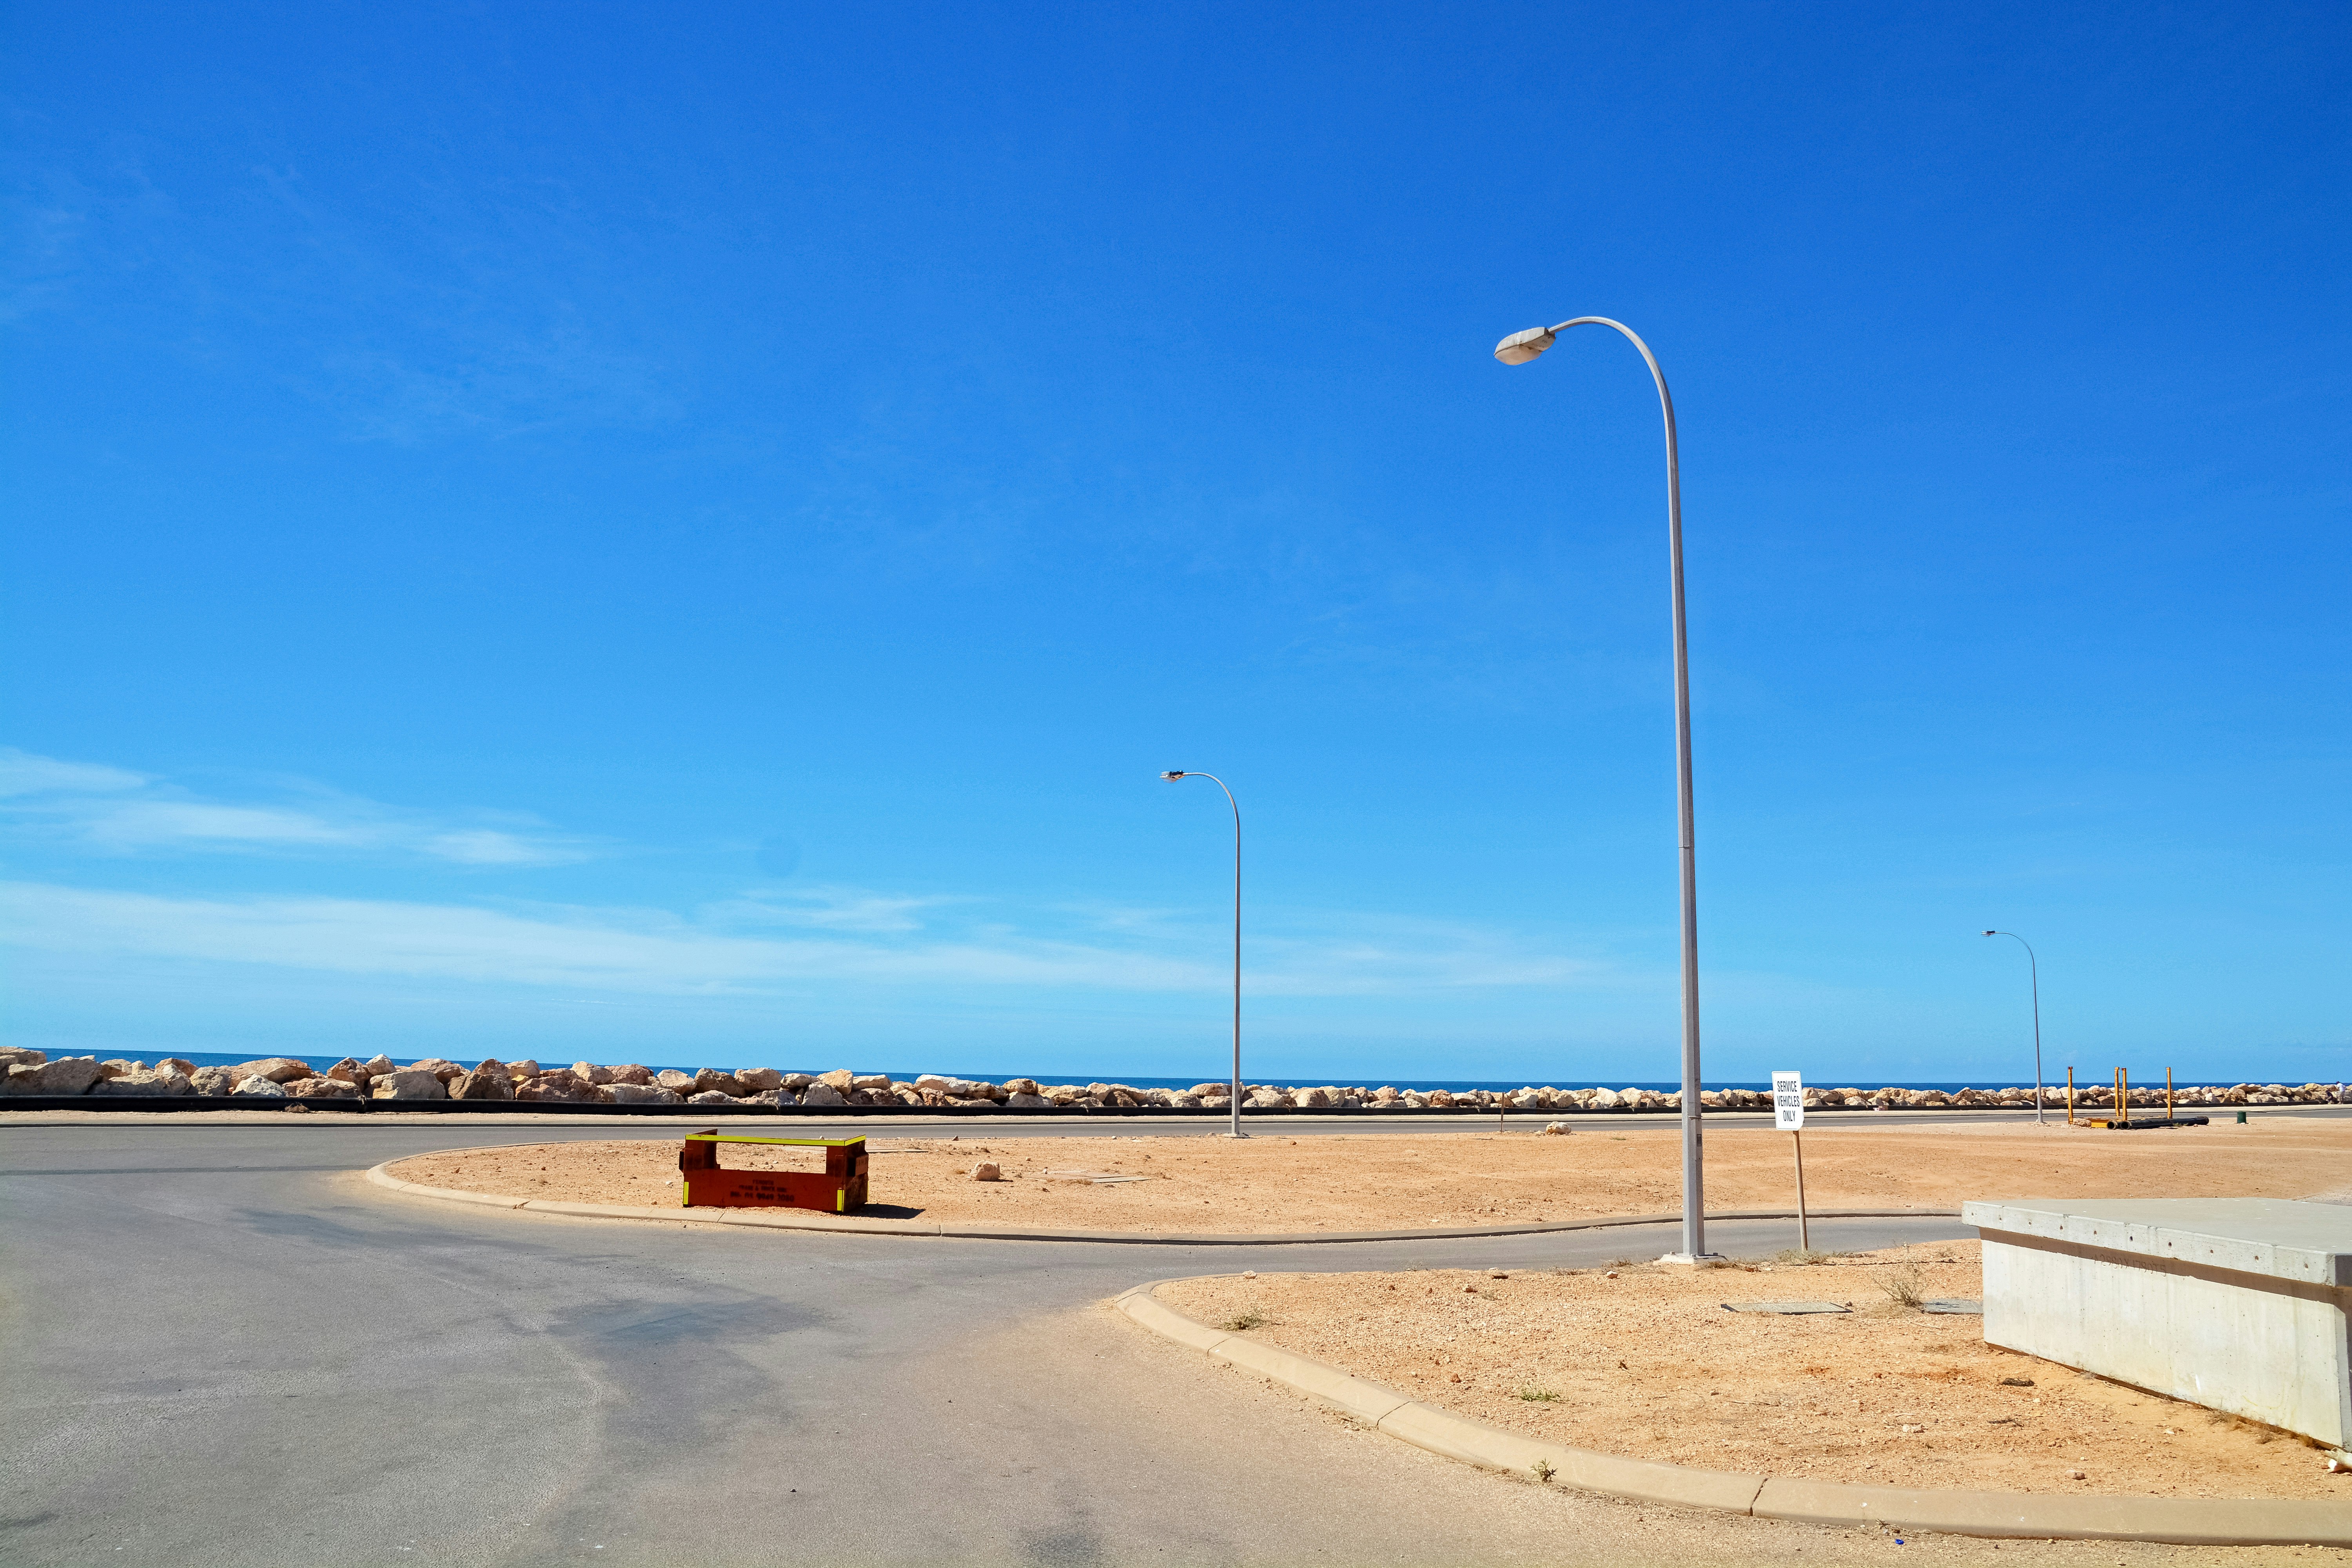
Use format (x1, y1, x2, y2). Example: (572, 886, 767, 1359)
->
(385, 1116, 2352, 1233)
(1156, 1245, 2348, 1501)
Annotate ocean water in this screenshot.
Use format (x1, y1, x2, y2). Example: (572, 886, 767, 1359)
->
(142, 1051, 2271, 1092)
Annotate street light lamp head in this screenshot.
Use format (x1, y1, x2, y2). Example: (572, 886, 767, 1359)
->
(1160, 771, 1185, 780)
(1494, 326, 1556, 366)
(1983, 929, 1997, 936)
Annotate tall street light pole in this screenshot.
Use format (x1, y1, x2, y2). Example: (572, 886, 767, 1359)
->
(1982, 930, 2047, 1125)
(1162, 771, 1244, 1137)
(1494, 316, 1720, 1265)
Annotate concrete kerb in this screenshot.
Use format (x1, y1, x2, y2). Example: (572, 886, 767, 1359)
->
(1111, 1279, 2352, 1546)
(361, 1158, 1956, 1245)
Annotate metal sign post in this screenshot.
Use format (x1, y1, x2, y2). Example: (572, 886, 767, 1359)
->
(1772, 1071, 1808, 1252)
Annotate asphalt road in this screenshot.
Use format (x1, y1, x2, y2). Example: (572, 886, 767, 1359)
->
(0, 1122, 2312, 1568)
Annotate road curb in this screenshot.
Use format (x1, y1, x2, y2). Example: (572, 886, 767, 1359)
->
(1111, 1280, 2352, 1546)
(360, 1159, 1958, 1245)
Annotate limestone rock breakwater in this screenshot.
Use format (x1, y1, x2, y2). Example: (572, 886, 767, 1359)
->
(1, 1047, 2342, 1112)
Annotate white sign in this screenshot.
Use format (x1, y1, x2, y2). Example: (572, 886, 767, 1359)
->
(1771, 1071, 1806, 1131)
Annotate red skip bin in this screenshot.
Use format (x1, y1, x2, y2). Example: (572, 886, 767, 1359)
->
(678, 1130, 870, 1212)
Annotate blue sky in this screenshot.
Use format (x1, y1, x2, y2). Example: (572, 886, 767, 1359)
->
(4, 2, 2346, 1085)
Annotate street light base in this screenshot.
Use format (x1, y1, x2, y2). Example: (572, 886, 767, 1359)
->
(1654, 1252, 1729, 1268)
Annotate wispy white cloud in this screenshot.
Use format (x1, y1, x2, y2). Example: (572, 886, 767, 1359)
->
(0, 748, 592, 867)
(703, 886, 962, 934)
(0, 750, 148, 797)
(0, 881, 1206, 994)
(0, 751, 1615, 1002)
(0, 879, 1608, 1000)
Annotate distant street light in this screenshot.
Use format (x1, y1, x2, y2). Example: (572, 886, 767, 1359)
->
(1162, 770, 1243, 1137)
(1982, 930, 2047, 1125)
(1494, 315, 1721, 1265)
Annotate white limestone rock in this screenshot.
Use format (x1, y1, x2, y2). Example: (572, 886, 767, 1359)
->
(219, 1057, 308, 1085)
(517, 1070, 601, 1103)
(448, 1062, 515, 1100)
(372, 1069, 447, 1100)
(30, 1056, 107, 1094)
(93, 1069, 196, 1096)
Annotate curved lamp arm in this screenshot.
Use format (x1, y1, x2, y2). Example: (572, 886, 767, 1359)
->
(1494, 314, 1708, 1262)
(1983, 930, 2046, 1124)
(1162, 771, 1243, 1137)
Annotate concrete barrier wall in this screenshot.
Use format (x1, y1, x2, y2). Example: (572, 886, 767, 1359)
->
(1970, 1199, 2351, 1450)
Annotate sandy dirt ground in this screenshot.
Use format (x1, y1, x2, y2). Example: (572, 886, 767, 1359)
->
(1156, 1244, 2348, 1502)
(1076, 1296, 2348, 1568)
(384, 1116, 2352, 1232)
